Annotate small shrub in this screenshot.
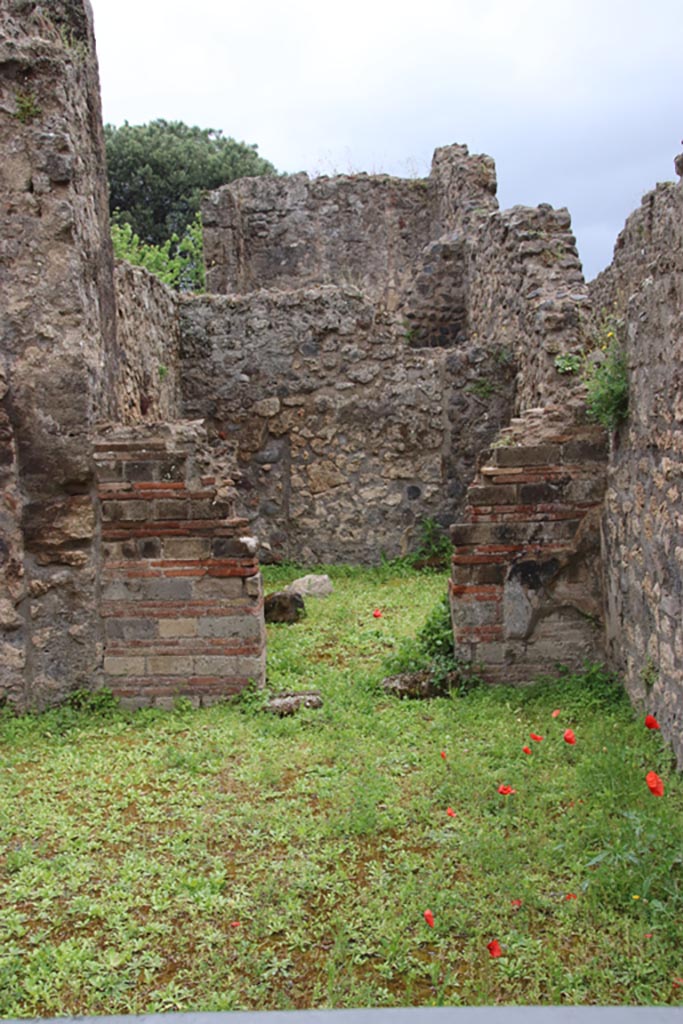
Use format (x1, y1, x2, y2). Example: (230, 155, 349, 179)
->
(66, 687, 119, 715)
(554, 352, 583, 375)
(465, 379, 497, 400)
(231, 679, 268, 715)
(384, 594, 483, 693)
(15, 91, 41, 124)
(584, 317, 628, 430)
(408, 517, 452, 570)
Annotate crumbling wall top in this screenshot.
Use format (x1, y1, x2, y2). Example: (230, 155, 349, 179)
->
(202, 143, 500, 300)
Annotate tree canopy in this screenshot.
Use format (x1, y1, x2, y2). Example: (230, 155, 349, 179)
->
(104, 119, 276, 246)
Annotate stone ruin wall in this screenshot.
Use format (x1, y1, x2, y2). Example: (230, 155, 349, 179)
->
(96, 422, 265, 709)
(449, 402, 608, 684)
(4, 1, 683, 766)
(194, 147, 588, 562)
(589, 180, 683, 763)
(178, 287, 516, 564)
(0, 0, 265, 712)
(112, 261, 182, 425)
(0, 0, 115, 709)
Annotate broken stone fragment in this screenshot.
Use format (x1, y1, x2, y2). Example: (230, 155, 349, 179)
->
(381, 670, 461, 699)
(285, 573, 333, 598)
(264, 591, 306, 623)
(265, 690, 323, 715)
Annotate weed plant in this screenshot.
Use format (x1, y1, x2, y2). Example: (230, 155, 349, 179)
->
(0, 566, 681, 1014)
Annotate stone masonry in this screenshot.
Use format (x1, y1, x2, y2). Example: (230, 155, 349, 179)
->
(193, 146, 587, 562)
(96, 423, 265, 709)
(3, 1, 683, 767)
(0, 0, 265, 711)
(450, 401, 607, 681)
(0, 0, 115, 708)
(589, 179, 683, 763)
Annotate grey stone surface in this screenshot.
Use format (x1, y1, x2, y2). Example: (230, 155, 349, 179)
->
(286, 574, 334, 597)
(590, 177, 683, 765)
(2, 0, 683, 765)
(0, 0, 115, 708)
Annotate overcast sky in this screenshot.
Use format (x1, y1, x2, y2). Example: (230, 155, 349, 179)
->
(89, 0, 680, 280)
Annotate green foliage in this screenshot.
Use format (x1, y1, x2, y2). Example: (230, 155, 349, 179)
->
(111, 212, 205, 292)
(104, 119, 276, 247)
(14, 91, 41, 123)
(642, 658, 659, 690)
(1, 573, 682, 1012)
(584, 317, 629, 430)
(585, 343, 629, 429)
(554, 352, 583, 375)
(465, 379, 497, 400)
(416, 593, 456, 661)
(408, 517, 452, 570)
(66, 688, 119, 715)
(383, 593, 482, 693)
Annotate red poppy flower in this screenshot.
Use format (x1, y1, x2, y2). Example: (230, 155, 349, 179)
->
(563, 729, 576, 745)
(498, 784, 516, 795)
(522, 746, 532, 755)
(530, 733, 543, 742)
(511, 898, 523, 908)
(487, 939, 502, 958)
(424, 909, 435, 928)
(646, 771, 664, 797)
(551, 709, 561, 718)
(373, 608, 382, 618)
(230, 921, 241, 928)
(440, 750, 447, 760)
(645, 714, 660, 730)
(446, 807, 456, 818)
(564, 893, 577, 901)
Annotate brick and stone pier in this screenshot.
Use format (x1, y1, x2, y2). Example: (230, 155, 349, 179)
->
(449, 403, 607, 683)
(95, 423, 266, 708)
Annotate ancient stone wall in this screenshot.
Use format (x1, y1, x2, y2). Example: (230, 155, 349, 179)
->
(0, 0, 265, 711)
(196, 146, 589, 562)
(464, 204, 589, 411)
(96, 423, 265, 708)
(203, 171, 435, 306)
(178, 286, 516, 563)
(450, 402, 607, 682)
(112, 262, 182, 425)
(589, 179, 683, 763)
(6, 0, 683, 753)
(0, 0, 116, 708)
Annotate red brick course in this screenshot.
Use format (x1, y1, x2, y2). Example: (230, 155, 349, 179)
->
(95, 426, 265, 708)
(449, 414, 607, 682)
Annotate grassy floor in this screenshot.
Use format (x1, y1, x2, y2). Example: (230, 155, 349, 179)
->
(1, 564, 682, 1014)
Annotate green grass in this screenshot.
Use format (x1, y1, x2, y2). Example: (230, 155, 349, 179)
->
(1, 565, 682, 1014)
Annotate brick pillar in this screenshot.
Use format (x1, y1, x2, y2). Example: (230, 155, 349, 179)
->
(95, 423, 266, 708)
(450, 407, 607, 683)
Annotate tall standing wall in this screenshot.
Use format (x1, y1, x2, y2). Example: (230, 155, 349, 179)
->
(0, 0, 266, 710)
(194, 146, 589, 563)
(0, 0, 115, 707)
(590, 179, 683, 763)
